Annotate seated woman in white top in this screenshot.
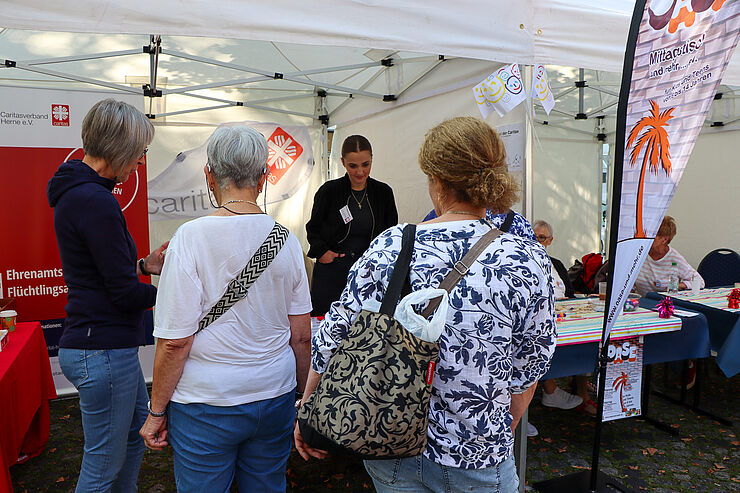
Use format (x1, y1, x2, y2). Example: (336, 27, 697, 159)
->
(139, 126, 312, 493)
(633, 215, 704, 296)
(533, 220, 589, 424)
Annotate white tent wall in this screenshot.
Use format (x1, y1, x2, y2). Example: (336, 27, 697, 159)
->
(330, 77, 603, 266)
(531, 123, 602, 266)
(666, 128, 740, 267)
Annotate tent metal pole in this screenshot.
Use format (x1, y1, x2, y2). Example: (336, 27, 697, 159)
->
(524, 65, 534, 222)
(328, 68, 387, 118)
(547, 107, 577, 118)
(163, 76, 271, 94)
(20, 49, 142, 66)
(168, 91, 315, 119)
(5, 62, 141, 94)
(589, 86, 619, 98)
(553, 86, 577, 100)
(248, 94, 315, 105)
(577, 68, 585, 118)
(163, 49, 385, 99)
(587, 101, 619, 117)
(155, 104, 235, 118)
(394, 58, 445, 100)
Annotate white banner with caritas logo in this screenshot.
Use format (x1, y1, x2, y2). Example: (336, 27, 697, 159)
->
(148, 121, 314, 221)
(604, 0, 740, 342)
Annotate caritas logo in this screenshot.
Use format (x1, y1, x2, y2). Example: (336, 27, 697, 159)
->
(51, 104, 70, 126)
(648, 0, 726, 33)
(266, 127, 303, 185)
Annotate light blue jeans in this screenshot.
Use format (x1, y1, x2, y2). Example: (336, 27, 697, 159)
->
(168, 389, 296, 493)
(365, 454, 519, 493)
(59, 347, 148, 493)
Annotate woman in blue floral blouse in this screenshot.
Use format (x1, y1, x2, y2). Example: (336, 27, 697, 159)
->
(294, 117, 557, 492)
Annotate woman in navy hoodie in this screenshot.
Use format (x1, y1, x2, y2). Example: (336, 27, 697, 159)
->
(47, 99, 167, 492)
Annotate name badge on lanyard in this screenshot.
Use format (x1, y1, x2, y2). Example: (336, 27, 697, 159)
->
(339, 205, 353, 224)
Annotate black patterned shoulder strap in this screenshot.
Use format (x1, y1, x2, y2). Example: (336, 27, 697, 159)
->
(197, 222, 289, 333)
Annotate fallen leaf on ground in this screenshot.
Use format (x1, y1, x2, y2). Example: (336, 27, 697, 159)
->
(628, 465, 639, 470)
(714, 463, 726, 470)
(56, 477, 65, 483)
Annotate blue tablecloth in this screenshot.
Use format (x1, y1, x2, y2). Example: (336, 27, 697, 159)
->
(541, 299, 710, 380)
(646, 290, 740, 377)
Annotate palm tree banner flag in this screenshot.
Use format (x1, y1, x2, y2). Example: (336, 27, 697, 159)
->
(605, 0, 740, 343)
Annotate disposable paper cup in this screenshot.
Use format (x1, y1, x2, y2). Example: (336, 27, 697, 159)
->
(0, 310, 17, 332)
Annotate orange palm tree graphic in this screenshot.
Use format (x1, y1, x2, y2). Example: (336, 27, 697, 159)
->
(627, 100, 675, 238)
(612, 372, 630, 412)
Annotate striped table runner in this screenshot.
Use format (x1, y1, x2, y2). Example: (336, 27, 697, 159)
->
(554, 299, 681, 346)
(656, 287, 740, 313)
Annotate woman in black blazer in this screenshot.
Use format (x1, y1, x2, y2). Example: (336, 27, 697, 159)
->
(306, 135, 398, 316)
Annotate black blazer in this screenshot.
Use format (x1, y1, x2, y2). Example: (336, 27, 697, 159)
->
(552, 257, 575, 299)
(306, 174, 398, 259)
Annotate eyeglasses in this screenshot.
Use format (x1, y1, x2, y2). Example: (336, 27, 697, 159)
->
(139, 147, 148, 159)
(536, 234, 553, 241)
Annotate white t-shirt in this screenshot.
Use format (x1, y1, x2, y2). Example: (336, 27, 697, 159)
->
(551, 260, 567, 299)
(633, 246, 704, 296)
(153, 215, 312, 406)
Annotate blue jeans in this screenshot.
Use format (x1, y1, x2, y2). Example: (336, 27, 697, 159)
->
(59, 347, 148, 493)
(364, 454, 519, 493)
(168, 390, 296, 493)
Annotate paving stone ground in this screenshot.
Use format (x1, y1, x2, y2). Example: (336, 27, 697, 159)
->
(11, 361, 739, 492)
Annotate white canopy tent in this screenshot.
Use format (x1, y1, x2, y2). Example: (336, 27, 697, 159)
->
(2, 0, 738, 266)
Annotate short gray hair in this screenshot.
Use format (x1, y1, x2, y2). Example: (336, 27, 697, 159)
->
(533, 220, 553, 236)
(207, 126, 268, 189)
(81, 99, 154, 176)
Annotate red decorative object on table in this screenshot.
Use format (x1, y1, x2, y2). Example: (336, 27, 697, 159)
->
(656, 297, 674, 318)
(727, 288, 740, 309)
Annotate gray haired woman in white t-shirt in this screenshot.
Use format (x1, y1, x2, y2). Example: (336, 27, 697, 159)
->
(139, 126, 312, 493)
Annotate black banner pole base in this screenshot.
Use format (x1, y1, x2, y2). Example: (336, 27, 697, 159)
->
(650, 389, 734, 427)
(638, 414, 680, 436)
(533, 471, 636, 493)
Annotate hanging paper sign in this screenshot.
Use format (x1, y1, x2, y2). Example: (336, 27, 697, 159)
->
(496, 122, 525, 172)
(532, 64, 556, 115)
(603, 0, 740, 343)
(603, 336, 643, 422)
(148, 121, 314, 221)
(473, 63, 527, 118)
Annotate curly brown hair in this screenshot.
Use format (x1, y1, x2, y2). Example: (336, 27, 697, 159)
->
(418, 117, 519, 211)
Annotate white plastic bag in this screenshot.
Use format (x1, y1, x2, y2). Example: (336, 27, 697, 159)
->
(394, 288, 448, 343)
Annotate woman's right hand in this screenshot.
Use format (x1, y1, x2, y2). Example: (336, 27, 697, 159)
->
(140, 415, 169, 451)
(294, 421, 328, 460)
(318, 250, 344, 264)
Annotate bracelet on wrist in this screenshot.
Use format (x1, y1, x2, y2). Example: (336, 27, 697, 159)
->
(147, 400, 167, 417)
(138, 258, 151, 276)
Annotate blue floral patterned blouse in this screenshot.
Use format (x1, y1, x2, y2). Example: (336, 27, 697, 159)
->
(312, 219, 557, 469)
(423, 209, 536, 241)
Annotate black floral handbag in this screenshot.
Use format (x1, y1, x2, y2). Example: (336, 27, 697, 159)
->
(297, 223, 502, 459)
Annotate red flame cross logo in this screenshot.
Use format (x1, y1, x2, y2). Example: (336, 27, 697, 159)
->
(266, 127, 303, 185)
(51, 104, 70, 126)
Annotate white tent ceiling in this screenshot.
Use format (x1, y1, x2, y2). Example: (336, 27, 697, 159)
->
(3, 0, 740, 86)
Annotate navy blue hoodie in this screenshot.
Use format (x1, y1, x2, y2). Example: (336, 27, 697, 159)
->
(47, 160, 156, 349)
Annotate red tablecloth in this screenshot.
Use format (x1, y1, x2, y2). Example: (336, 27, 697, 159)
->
(0, 322, 57, 493)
